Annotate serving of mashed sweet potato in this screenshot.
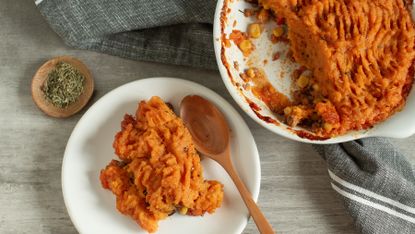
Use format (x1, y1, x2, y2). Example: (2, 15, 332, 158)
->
(243, 0, 415, 137)
(100, 96, 224, 233)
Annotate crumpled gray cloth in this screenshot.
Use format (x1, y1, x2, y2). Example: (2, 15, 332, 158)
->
(36, 0, 217, 69)
(314, 139, 415, 233)
(36, 0, 415, 233)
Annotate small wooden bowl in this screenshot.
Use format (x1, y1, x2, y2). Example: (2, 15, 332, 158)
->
(31, 56, 94, 118)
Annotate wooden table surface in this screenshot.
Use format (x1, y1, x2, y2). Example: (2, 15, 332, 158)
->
(2, 1, 415, 233)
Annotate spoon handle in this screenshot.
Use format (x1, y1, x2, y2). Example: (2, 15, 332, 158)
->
(222, 153, 275, 234)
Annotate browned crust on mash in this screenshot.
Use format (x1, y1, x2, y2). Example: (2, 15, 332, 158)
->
(250, 0, 415, 137)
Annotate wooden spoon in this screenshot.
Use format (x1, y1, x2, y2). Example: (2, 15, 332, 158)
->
(180, 95, 275, 234)
(31, 56, 94, 118)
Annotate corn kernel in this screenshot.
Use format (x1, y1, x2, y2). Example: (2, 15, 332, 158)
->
(323, 123, 333, 131)
(292, 106, 303, 114)
(333, 91, 342, 102)
(179, 207, 188, 215)
(313, 84, 320, 91)
(296, 75, 310, 89)
(284, 106, 292, 115)
(248, 23, 262, 39)
(272, 27, 284, 38)
(224, 39, 231, 48)
(239, 39, 253, 55)
(246, 68, 256, 78)
(257, 8, 270, 22)
(258, 1, 271, 10)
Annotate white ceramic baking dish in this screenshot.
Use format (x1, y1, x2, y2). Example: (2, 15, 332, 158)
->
(213, 0, 415, 144)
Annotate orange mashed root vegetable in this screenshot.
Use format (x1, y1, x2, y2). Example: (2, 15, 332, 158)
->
(100, 96, 224, 233)
(248, 0, 415, 137)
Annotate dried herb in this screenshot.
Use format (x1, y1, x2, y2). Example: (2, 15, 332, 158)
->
(42, 62, 85, 108)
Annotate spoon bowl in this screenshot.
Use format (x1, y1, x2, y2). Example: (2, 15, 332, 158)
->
(180, 95, 229, 155)
(180, 95, 275, 234)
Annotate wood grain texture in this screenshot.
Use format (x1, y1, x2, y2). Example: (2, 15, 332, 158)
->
(1, 1, 414, 234)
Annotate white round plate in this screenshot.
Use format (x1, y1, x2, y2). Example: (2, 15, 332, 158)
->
(213, 0, 415, 144)
(62, 78, 261, 234)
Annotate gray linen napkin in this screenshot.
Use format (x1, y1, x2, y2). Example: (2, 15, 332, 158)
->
(36, 0, 415, 233)
(314, 139, 415, 233)
(35, 0, 217, 69)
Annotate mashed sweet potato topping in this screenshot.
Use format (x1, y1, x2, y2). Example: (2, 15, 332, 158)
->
(254, 0, 415, 137)
(100, 96, 223, 233)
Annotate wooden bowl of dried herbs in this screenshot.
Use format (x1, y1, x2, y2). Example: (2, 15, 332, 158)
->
(31, 56, 94, 118)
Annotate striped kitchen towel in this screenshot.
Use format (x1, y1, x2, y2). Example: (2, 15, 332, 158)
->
(314, 138, 415, 233)
(36, 0, 415, 233)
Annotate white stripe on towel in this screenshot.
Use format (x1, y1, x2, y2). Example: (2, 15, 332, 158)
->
(331, 183, 415, 224)
(328, 169, 415, 214)
(34, 0, 44, 5)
